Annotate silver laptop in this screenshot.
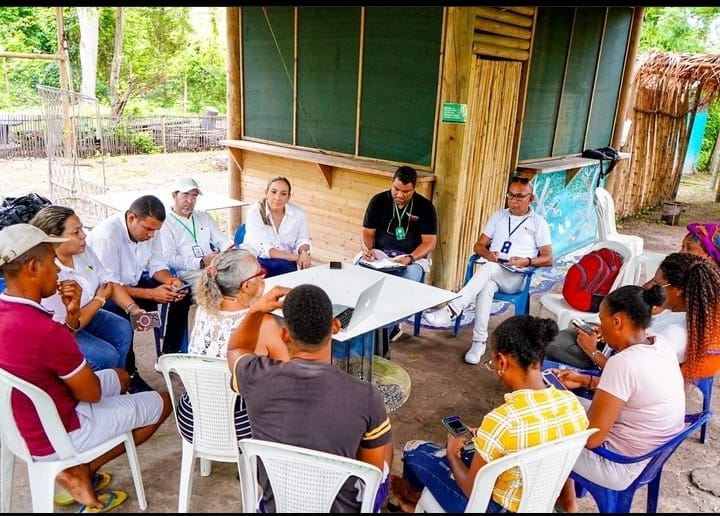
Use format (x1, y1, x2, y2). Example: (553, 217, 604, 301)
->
(332, 278, 385, 332)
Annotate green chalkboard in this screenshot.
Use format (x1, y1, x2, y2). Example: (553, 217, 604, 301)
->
(297, 7, 360, 153)
(242, 7, 294, 144)
(519, 7, 631, 161)
(585, 7, 632, 149)
(359, 7, 443, 166)
(241, 6, 443, 167)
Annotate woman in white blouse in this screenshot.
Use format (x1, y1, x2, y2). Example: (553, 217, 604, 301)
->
(177, 248, 288, 441)
(30, 205, 144, 370)
(244, 176, 312, 277)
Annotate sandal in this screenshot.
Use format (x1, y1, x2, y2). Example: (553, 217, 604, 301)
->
(390, 474, 422, 504)
(76, 490, 128, 513)
(54, 471, 112, 506)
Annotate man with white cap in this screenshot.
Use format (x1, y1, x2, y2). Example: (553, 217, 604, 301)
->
(0, 223, 172, 511)
(158, 177, 234, 355)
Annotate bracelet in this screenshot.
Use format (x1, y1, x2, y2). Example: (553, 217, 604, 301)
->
(65, 321, 80, 333)
(586, 375, 592, 389)
(527, 257, 532, 266)
(125, 302, 139, 314)
(94, 295, 106, 307)
(407, 254, 415, 264)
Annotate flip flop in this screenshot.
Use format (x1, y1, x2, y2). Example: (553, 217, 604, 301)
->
(76, 490, 128, 514)
(54, 471, 112, 506)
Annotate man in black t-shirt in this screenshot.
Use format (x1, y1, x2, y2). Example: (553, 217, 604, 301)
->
(359, 165, 438, 342)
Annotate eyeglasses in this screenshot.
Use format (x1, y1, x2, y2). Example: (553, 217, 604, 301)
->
(482, 359, 494, 372)
(506, 192, 531, 200)
(241, 267, 267, 284)
(510, 176, 530, 184)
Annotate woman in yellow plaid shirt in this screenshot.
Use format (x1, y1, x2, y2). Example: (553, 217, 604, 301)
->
(390, 315, 589, 512)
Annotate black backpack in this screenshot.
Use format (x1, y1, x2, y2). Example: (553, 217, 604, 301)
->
(582, 146, 621, 185)
(0, 193, 52, 230)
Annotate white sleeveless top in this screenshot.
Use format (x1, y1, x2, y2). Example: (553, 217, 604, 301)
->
(187, 305, 250, 357)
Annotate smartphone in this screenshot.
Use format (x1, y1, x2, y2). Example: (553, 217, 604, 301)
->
(571, 317, 594, 335)
(441, 415, 472, 438)
(130, 310, 162, 331)
(174, 282, 191, 292)
(542, 369, 568, 390)
(330, 261, 342, 269)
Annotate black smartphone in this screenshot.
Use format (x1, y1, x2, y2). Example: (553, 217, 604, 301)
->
(174, 282, 191, 292)
(542, 369, 568, 390)
(330, 261, 342, 269)
(441, 415, 471, 438)
(571, 317, 594, 335)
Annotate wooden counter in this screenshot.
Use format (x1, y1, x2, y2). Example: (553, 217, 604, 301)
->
(221, 139, 435, 199)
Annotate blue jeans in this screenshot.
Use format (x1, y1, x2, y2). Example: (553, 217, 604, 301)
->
(383, 263, 424, 283)
(402, 442, 512, 513)
(75, 309, 133, 370)
(258, 257, 298, 278)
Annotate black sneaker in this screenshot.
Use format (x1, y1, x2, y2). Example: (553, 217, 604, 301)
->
(128, 372, 154, 394)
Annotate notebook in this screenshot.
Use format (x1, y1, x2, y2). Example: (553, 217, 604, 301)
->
(331, 278, 385, 333)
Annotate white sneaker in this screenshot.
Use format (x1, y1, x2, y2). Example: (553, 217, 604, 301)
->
(422, 306, 455, 328)
(464, 341, 486, 365)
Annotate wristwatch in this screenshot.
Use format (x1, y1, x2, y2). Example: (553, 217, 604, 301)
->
(94, 295, 106, 307)
(300, 248, 310, 256)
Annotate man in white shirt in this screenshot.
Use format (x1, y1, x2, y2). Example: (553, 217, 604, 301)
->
(423, 176, 553, 365)
(87, 194, 187, 393)
(159, 177, 234, 354)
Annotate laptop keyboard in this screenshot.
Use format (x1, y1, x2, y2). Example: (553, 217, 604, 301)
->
(336, 307, 354, 329)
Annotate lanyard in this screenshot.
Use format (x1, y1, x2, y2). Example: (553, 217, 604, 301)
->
(508, 214, 529, 238)
(393, 200, 411, 225)
(171, 212, 197, 243)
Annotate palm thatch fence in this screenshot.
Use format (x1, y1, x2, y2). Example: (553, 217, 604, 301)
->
(608, 51, 720, 218)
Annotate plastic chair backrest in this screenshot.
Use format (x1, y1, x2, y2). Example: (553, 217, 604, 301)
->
(157, 354, 242, 512)
(594, 187, 618, 240)
(415, 428, 598, 513)
(237, 437, 382, 513)
(0, 366, 147, 512)
(234, 223, 246, 246)
(616, 251, 666, 287)
(571, 411, 712, 513)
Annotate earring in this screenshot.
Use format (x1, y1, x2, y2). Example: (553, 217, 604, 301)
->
(497, 370, 504, 377)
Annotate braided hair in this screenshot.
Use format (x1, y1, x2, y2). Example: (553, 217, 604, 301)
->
(661, 252, 720, 379)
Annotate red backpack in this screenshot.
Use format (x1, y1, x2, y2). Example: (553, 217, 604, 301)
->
(562, 248, 624, 312)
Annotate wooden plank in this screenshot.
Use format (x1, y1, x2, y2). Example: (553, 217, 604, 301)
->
(473, 42, 529, 61)
(474, 17, 532, 39)
(474, 33, 530, 50)
(475, 7, 533, 28)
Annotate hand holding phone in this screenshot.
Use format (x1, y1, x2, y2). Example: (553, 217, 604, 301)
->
(542, 369, 568, 390)
(174, 282, 191, 293)
(441, 415, 471, 438)
(571, 318, 594, 335)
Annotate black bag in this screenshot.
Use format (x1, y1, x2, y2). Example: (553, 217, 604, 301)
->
(0, 193, 52, 229)
(582, 146, 621, 185)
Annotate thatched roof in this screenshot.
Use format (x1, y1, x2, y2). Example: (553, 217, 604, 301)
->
(634, 51, 720, 112)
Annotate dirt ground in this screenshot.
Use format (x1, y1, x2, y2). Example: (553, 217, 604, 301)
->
(2, 152, 720, 512)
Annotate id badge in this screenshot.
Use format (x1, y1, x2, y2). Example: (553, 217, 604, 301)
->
(395, 227, 406, 241)
(192, 245, 205, 258)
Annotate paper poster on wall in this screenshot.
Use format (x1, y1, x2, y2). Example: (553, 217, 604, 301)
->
(441, 102, 467, 123)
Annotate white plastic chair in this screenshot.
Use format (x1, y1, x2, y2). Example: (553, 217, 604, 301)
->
(414, 428, 598, 513)
(539, 240, 633, 329)
(237, 437, 383, 513)
(0, 367, 147, 513)
(594, 187, 644, 258)
(157, 354, 243, 513)
(616, 251, 666, 287)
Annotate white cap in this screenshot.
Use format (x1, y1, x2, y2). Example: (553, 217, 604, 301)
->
(0, 224, 68, 266)
(172, 177, 203, 195)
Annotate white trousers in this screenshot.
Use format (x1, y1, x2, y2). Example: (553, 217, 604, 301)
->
(450, 261, 526, 343)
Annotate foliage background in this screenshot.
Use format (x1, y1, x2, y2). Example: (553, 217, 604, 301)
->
(0, 7, 226, 115)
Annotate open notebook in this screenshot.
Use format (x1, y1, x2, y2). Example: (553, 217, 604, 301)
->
(332, 278, 385, 332)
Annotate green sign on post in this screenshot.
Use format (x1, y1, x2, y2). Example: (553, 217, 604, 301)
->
(442, 102, 467, 123)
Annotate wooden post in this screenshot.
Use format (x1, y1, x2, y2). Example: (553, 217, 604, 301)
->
(226, 7, 243, 234)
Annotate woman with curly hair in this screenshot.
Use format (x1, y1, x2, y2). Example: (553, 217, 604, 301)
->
(175, 248, 288, 442)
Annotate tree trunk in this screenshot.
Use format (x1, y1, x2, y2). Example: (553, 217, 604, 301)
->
(708, 128, 720, 201)
(77, 7, 98, 102)
(109, 7, 124, 115)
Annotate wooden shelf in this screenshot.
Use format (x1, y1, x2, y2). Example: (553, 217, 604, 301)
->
(221, 139, 435, 190)
(516, 153, 630, 184)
